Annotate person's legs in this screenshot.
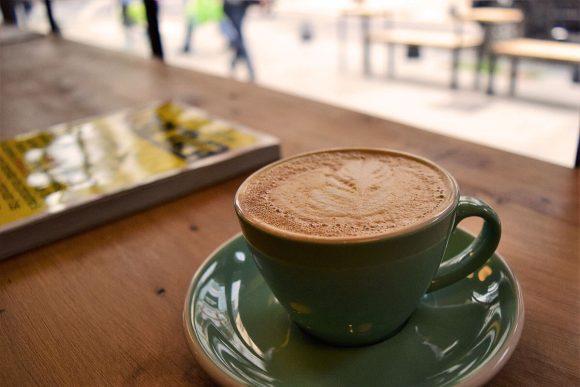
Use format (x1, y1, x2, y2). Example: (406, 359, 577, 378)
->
(182, 19, 195, 53)
(224, 5, 243, 68)
(224, 4, 254, 81)
(239, 28, 255, 81)
(219, 18, 235, 48)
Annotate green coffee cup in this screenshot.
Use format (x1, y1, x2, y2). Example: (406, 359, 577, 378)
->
(235, 148, 501, 346)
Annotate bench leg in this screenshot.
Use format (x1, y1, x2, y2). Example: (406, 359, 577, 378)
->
(451, 48, 460, 89)
(362, 15, 371, 76)
(387, 43, 395, 79)
(474, 44, 484, 90)
(572, 63, 579, 83)
(509, 57, 519, 97)
(338, 16, 347, 71)
(486, 54, 497, 95)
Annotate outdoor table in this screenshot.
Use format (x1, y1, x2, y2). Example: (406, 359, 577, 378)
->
(461, 7, 524, 89)
(339, 6, 394, 76)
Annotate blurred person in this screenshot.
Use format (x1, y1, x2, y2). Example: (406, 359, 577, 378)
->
(0, 0, 17, 25)
(1, 0, 33, 27)
(17, 0, 33, 27)
(182, 0, 229, 53)
(120, 0, 146, 49)
(223, 0, 266, 82)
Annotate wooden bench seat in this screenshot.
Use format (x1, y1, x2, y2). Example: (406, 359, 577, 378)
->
(487, 38, 580, 95)
(371, 29, 481, 49)
(370, 29, 482, 88)
(493, 38, 580, 63)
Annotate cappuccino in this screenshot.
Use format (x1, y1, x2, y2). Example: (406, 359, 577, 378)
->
(236, 149, 455, 239)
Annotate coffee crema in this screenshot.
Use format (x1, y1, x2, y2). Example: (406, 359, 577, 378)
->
(236, 149, 456, 239)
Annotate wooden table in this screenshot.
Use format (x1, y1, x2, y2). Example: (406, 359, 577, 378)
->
(1, 37, 578, 386)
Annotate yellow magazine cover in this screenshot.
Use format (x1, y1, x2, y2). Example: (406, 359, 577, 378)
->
(0, 101, 280, 259)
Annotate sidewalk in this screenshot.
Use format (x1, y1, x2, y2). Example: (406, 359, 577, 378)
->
(25, 0, 580, 167)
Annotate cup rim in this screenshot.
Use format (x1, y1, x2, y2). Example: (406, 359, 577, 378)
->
(234, 148, 460, 244)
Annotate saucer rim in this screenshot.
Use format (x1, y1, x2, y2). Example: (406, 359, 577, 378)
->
(183, 230, 525, 387)
(183, 233, 246, 387)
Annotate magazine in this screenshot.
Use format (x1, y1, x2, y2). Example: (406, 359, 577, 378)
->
(0, 101, 280, 259)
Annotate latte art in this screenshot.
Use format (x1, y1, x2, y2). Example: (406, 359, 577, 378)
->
(270, 159, 395, 219)
(236, 149, 455, 238)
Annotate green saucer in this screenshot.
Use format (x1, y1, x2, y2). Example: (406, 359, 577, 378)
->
(183, 229, 524, 386)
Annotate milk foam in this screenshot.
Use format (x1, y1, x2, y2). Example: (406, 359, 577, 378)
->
(237, 150, 454, 238)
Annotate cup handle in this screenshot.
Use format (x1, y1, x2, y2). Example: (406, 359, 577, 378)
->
(427, 196, 501, 292)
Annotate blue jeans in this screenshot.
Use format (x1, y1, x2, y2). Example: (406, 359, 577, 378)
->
(224, 3, 255, 80)
(182, 19, 195, 52)
(183, 19, 235, 53)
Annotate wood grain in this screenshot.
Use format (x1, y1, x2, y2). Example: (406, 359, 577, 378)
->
(1, 37, 579, 386)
